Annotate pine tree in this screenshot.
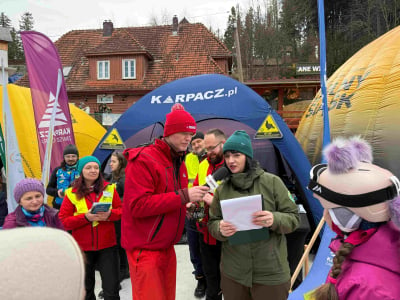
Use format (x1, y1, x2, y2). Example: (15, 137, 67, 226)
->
(19, 12, 34, 31)
(8, 28, 23, 61)
(224, 7, 237, 51)
(0, 12, 12, 28)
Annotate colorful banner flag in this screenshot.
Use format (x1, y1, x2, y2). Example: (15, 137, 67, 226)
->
(2, 60, 25, 212)
(20, 31, 75, 179)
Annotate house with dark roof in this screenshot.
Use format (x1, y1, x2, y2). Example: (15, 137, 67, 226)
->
(18, 16, 232, 122)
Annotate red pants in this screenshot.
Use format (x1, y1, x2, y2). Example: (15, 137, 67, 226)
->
(126, 246, 176, 300)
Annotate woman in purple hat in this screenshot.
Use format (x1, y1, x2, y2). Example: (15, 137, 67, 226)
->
(2, 178, 64, 229)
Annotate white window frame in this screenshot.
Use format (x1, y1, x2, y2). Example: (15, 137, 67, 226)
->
(122, 59, 136, 79)
(97, 60, 110, 80)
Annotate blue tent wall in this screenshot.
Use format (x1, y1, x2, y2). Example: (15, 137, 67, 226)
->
(93, 74, 323, 222)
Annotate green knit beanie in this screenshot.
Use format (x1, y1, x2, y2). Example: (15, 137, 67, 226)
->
(77, 156, 101, 174)
(223, 130, 253, 158)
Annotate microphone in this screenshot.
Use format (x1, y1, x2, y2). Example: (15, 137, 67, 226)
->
(204, 166, 230, 191)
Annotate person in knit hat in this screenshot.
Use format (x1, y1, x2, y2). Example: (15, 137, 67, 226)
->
(2, 178, 64, 229)
(59, 155, 122, 300)
(122, 103, 209, 300)
(208, 130, 299, 300)
(307, 137, 400, 300)
(46, 144, 80, 209)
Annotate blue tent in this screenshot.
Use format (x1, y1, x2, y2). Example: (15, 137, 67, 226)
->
(93, 74, 323, 223)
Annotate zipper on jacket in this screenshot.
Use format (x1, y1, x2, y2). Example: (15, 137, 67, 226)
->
(135, 249, 143, 272)
(166, 157, 184, 245)
(150, 215, 165, 241)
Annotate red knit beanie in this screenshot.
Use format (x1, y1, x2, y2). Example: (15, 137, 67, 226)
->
(164, 103, 196, 137)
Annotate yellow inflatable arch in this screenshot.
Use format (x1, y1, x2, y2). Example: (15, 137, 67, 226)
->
(0, 84, 106, 178)
(296, 25, 400, 177)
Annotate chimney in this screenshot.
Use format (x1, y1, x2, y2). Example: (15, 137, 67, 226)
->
(103, 20, 113, 37)
(172, 15, 178, 35)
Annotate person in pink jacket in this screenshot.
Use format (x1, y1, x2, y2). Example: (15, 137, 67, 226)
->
(308, 136, 400, 300)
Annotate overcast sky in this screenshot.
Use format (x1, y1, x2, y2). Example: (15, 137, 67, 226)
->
(3, 0, 253, 41)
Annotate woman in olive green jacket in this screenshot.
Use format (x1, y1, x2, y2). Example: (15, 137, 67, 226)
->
(208, 130, 299, 300)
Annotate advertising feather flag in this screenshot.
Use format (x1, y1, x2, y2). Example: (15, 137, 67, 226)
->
(20, 31, 75, 181)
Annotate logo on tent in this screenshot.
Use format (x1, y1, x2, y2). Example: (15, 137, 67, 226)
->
(100, 128, 126, 150)
(255, 114, 282, 139)
(38, 92, 69, 128)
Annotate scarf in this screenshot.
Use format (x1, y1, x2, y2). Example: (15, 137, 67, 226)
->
(22, 205, 46, 227)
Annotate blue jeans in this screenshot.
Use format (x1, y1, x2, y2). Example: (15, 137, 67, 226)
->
(185, 217, 204, 277)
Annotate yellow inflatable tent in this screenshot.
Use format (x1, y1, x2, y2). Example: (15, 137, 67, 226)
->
(0, 84, 106, 178)
(296, 25, 400, 177)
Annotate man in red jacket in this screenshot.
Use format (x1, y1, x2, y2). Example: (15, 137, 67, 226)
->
(122, 104, 209, 300)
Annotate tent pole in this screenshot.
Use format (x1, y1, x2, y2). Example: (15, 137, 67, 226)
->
(290, 216, 325, 291)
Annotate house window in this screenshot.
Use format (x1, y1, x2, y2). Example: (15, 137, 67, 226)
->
(97, 60, 110, 80)
(122, 59, 136, 79)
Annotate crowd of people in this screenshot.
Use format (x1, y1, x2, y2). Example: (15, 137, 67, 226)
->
(1, 103, 400, 300)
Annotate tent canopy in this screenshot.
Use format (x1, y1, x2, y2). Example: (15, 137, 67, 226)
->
(93, 74, 323, 223)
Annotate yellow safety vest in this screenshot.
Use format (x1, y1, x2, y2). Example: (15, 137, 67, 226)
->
(197, 159, 210, 186)
(198, 160, 224, 188)
(185, 152, 200, 188)
(65, 184, 115, 227)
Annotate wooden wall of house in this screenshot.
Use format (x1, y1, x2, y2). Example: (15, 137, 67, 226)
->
(88, 54, 148, 81)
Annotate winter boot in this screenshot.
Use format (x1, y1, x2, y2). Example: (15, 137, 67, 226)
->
(194, 275, 207, 298)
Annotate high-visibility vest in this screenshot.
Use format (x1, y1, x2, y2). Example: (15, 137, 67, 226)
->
(197, 159, 210, 186)
(65, 184, 115, 227)
(185, 152, 200, 188)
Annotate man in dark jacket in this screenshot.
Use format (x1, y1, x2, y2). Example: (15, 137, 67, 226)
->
(46, 144, 79, 209)
(122, 103, 209, 300)
(193, 128, 227, 300)
(185, 132, 207, 298)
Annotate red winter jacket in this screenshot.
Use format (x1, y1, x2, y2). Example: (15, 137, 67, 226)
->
(122, 139, 189, 251)
(59, 182, 122, 251)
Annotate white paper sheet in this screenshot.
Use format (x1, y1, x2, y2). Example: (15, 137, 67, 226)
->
(220, 194, 263, 231)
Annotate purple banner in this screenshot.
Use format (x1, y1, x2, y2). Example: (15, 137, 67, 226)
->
(21, 31, 75, 174)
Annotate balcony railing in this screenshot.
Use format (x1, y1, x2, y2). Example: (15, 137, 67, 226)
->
(276, 110, 305, 131)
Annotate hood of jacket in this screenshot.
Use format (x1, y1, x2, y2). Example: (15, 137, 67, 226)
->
(228, 165, 264, 191)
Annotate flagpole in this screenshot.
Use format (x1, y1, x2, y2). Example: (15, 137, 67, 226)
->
(318, 0, 331, 157)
